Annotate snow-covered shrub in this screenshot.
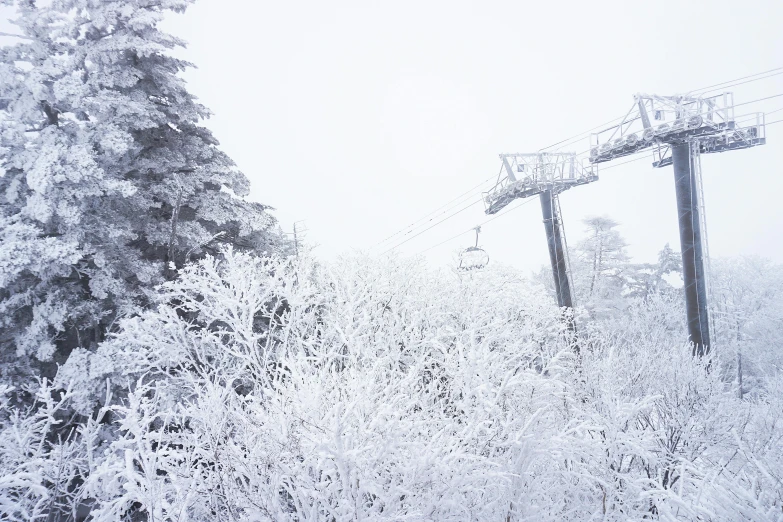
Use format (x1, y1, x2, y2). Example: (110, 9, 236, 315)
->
(575, 322, 783, 521)
(0, 380, 110, 522)
(3, 249, 781, 521)
(68, 250, 587, 521)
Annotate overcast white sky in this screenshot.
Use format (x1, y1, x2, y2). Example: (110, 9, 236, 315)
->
(159, 0, 783, 274)
(11, 1, 783, 275)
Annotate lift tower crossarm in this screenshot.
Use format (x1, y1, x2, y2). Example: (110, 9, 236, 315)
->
(589, 92, 765, 168)
(484, 153, 597, 215)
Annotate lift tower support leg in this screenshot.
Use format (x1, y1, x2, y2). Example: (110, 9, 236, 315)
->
(672, 142, 711, 356)
(540, 190, 578, 350)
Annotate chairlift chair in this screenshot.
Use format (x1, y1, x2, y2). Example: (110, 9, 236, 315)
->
(458, 227, 489, 271)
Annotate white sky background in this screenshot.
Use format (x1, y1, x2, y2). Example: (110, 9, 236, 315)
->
(7, 1, 783, 275)
(159, 0, 783, 274)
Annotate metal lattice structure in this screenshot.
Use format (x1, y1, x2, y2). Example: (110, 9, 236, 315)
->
(483, 153, 598, 215)
(587, 91, 768, 355)
(589, 93, 766, 168)
(483, 153, 595, 351)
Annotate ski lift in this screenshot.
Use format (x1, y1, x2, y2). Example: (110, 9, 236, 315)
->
(458, 226, 489, 272)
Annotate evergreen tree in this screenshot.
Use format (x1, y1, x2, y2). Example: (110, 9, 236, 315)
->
(0, 0, 284, 381)
(624, 242, 682, 300)
(577, 216, 628, 296)
(568, 215, 628, 316)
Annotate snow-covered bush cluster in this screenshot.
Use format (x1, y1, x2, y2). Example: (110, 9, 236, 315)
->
(2, 250, 781, 521)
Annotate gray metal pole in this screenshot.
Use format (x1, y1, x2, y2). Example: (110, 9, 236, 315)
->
(540, 190, 577, 347)
(672, 142, 711, 356)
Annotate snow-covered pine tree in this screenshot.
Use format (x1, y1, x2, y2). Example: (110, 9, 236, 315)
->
(0, 0, 284, 382)
(569, 216, 629, 316)
(624, 243, 682, 300)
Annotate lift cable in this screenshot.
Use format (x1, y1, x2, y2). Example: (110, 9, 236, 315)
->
(732, 106, 783, 124)
(594, 114, 782, 168)
(561, 101, 781, 162)
(379, 79, 782, 254)
(537, 113, 628, 152)
(566, 92, 783, 160)
(544, 77, 783, 154)
(417, 197, 539, 255)
(380, 196, 485, 255)
(691, 69, 783, 96)
(387, 111, 766, 256)
(600, 151, 654, 170)
(731, 92, 783, 108)
(370, 173, 497, 250)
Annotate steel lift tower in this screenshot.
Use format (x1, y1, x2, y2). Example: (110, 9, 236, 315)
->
(484, 153, 598, 344)
(589, 93, 766, 356)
